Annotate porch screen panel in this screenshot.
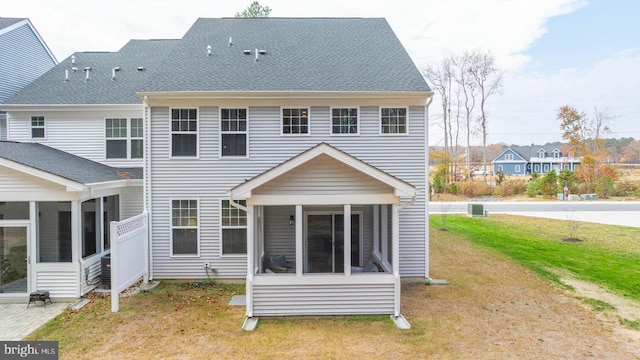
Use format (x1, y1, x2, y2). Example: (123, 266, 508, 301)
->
(37, 202, 72, 263)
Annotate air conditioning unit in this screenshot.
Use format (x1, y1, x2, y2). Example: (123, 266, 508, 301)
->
(101, 254, 111, 289)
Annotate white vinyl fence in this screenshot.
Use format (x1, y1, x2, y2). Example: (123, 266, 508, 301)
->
(110, 212, 149, 312)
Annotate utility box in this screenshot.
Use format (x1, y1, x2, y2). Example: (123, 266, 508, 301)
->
(468, 203, 484, 217)
(580, 194, 598, 201)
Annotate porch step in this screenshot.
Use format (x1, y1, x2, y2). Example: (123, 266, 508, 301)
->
(391, 314, 411, 330)
(427, 278, 450, 285)
(242, 316, 259, 331)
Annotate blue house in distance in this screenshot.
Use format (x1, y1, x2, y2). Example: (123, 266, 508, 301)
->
(492, 145, 581, 176)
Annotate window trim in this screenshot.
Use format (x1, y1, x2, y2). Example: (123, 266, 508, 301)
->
(280, 107, 311, 136)
(514, 165, 520, 173)
(219, 107, 249, 159)
(30, 116, 46, 139)
(130, 118, 144, 159)
(169, 108, 199, 159)
(379, 107, 409, 135)
(330, 106, 360, 136)
(170, 198, 200, 257)
(505, 153, 514, 161)
(220, 199, 247, 257)
(104, 118, 144, 160)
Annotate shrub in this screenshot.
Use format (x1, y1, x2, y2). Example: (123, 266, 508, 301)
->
(525, 177, 542, 197)
(448, 182, 458, 195)
(595, 176, 615, 198)
(612, 180, 639, 197)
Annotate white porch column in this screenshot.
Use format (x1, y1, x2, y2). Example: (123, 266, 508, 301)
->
(344, 204, 351, 276)
(392, 203, 401, 317)
(246, 205, 254, 317)
(295, 205, 303, 276)
(373, 205, 379, 256)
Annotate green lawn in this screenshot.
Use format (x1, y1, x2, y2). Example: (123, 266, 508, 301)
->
(432, 214, 640, 301)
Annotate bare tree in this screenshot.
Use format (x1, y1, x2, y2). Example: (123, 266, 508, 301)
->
(452, 52, 478, 180)
(468, 51, 503, 184)
(424, 58, 454, 182)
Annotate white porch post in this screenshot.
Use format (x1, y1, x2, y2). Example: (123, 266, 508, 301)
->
(246, 205, 254, 317)
(295, 205, 303, 276)
(344, 204, 351, 275)
(373, 205, 380, 254)
(392, 203, 401, 317)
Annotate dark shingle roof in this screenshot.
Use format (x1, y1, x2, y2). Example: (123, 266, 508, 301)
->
(0, 141, 142, 184)
(0, 17, 24, 30)
(141, 18, 430, 93)
(4, 39, 179, 104)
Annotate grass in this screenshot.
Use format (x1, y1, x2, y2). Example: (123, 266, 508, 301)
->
(432, 214, 640, 302)
(24, 216, 640, 359)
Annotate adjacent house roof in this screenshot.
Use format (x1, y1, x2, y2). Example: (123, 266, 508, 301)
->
(3, 39, 179, 105)
(142, 17, 430, 93)
(0, 141, 142, 184)
(0, 17, 24, 30)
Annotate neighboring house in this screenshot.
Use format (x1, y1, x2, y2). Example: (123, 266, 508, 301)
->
(0, 17, 57, 140)
(2, 18, 432, 329)
(0, 39, 177, 300)
(492, 145, 581, 176)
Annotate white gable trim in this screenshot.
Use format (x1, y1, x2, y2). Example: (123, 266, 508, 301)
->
(229, 143, 418, 200)
(0, 157, 84, 191)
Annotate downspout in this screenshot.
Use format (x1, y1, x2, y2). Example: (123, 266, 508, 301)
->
(143, 96, 154, 280)
(423, 96, 433, 282)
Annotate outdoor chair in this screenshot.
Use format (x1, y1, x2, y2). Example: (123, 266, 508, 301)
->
(265, 255, 294, 273)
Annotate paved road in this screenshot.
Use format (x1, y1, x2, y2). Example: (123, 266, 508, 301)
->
(429, 201, 640, 227)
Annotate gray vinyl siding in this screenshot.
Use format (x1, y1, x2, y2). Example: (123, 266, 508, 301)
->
(252, 280, 395, 316)
(6, 109, 144, 168)
(120, 186, 144, 219)
(34, 270, 79, 298)
(0, 21, 56, 104)
(149, 104, 427, 278)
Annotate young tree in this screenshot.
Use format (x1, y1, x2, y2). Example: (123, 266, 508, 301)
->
(468, 51, 503, 185)
(424, 58, 454, 182)
(236, 1, 272, 17)
(452, 51, 478, 180)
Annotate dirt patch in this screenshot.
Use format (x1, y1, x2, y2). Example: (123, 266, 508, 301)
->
(561, 237, 583, 242)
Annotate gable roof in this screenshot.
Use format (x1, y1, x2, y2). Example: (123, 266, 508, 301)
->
(141, 18, 430, 93)
(3, 39, 179, 105)
(0, 17, 24, 31)
(0, 141, 142, 185)
(229, 142, 418, 200)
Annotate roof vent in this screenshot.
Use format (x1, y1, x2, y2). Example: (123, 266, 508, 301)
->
(255, 48, 259, 62)
(71, 55, 76, 65)
(64, 69, 69, 82)
(84, 67, 91, 81)
(137, 66, 145, 72)
(112, 67, 120, 80)
(72, 67, 77, 72)
(243, 49, 251, 55)
(229, 37, 233, 46)
(258, 49, 267, 55)
(207, 45, 212, 57)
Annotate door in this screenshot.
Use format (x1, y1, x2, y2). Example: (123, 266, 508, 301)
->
(304, 213, 361, 273)
(0, 225, 29, 294)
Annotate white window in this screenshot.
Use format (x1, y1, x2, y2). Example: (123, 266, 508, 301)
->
(498, 165, 504, 172)
(534, 164, 540, 173)
(515, 165, 520, 172)
(31, 116, 45, 139)
(538, 149, 546, 158)
(106, 118, 143, 159)
(221, 108, 247, 157)
(544, 164, 550, 172)
(171, 199, 199, 256)
(331, 107, 358, 134)
(171, 109, 198, 157)
(380, 107, 407, 134)
(505, 153, 514, 161)
(221, 200, 247, 255)
(553, 149, 561, 158)
(282, 108, 309, 135)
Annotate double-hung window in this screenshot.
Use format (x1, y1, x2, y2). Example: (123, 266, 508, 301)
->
(171, 109, 198, 157)
(221, 108, 247, 157)
(331, 108, 358, 134)
(282, 108, 309, 135)
(31, 116, 45, 139)
(380, 108, 407, 134)
(171, 199, 199, 256)
(505, 154, 513, 161)
(105, 118, 144, 159)
(221, 200, 247, 255)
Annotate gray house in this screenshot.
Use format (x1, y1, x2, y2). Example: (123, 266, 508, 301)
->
(2, 18, 432, 329)
(0, 17, 57, 140)
(492, 145, 581, 176)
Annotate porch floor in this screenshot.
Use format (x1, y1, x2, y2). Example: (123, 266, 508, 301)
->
(0, 301, 70, 340)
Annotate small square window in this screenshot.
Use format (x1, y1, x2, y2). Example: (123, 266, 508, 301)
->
(331, 108, 358, 134)
(31, 116, 45, 138)
(380, 108, 407, 134)
(282, 108, 309, 134)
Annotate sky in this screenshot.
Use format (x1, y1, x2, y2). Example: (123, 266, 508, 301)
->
(2, 0, 639, 146)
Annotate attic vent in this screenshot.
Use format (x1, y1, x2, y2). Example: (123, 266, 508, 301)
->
(258, 49, 266, 55)
(229, 37, 233, 46)
(84, 67, 91, 81)
(71, 55, 76, 65)
(137, 66, 145, 72)
(243, 50, 251, 55)
(65, 69, 69, 82)
(207, 45, 212, 56)
(112, 67, 121, 80)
